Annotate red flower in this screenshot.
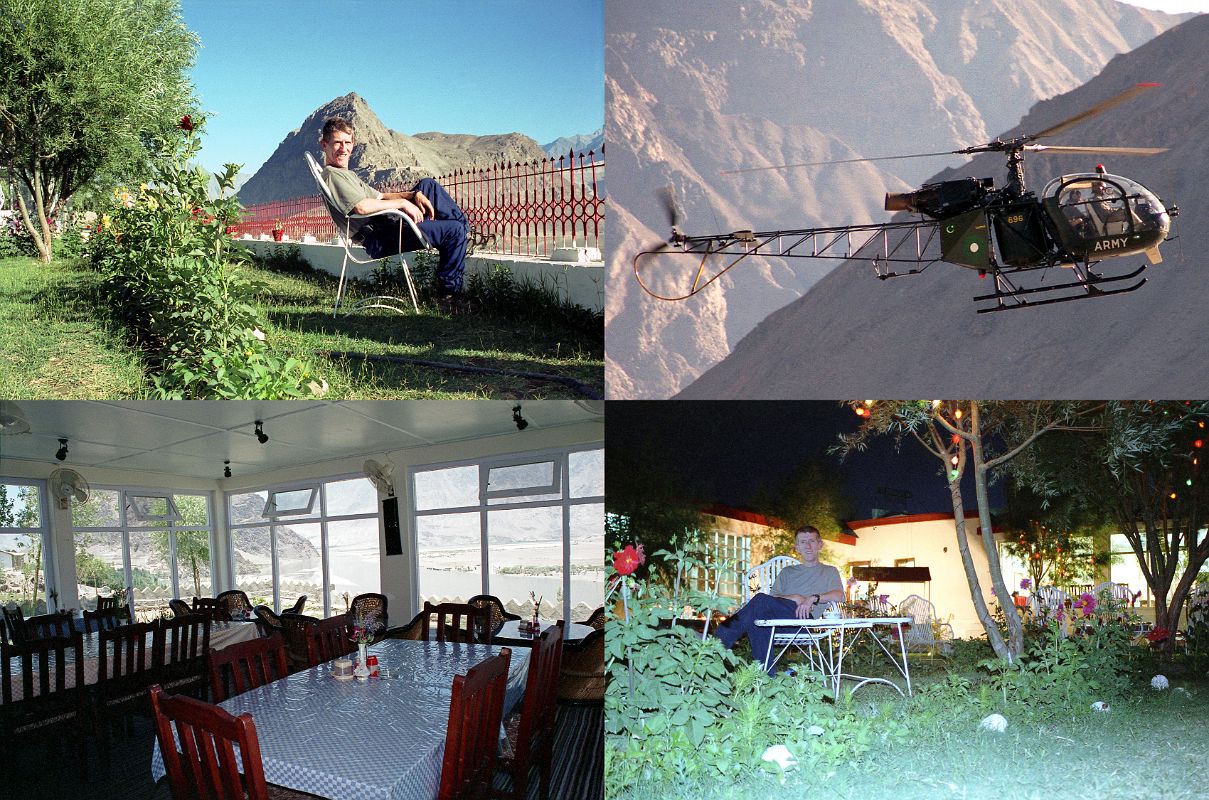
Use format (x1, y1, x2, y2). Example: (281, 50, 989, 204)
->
(1146, 627, 1169, 643)
(179, 115, 194, 132)
(613, 544, 644, 576)
(224, 225, 238, 236)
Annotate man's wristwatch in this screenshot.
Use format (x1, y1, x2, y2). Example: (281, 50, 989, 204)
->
(811, 594, 820, 605)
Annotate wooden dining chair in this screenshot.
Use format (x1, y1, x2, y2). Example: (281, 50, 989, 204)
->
(208, 634, 288, 702)
(1, 604, 27, 645)
(496, 623, 565, 800)
(96, 595, 120, 612)
(215, 590, 255, 621)
(304, 613, 355, 667)
(0, 632, 89, 767)
(423, 601, 492, 644)
(24, 609, 74, 640)
(436, 648, 512, 800)
(169, 598, 193, 618)
(468, 594, 521, 636)
(160, 614, 212, 698)
(192, 596, 232, 622)
(84, 605, 131, 634)
(95, 620, 160, 752)
(349, 592, 389, 638)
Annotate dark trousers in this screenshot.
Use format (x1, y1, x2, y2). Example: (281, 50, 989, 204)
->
(362, 178, 469, 294)
(717, 593, 799, 675)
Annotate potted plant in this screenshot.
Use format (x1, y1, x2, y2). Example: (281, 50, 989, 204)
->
(271, 220, 285, 242)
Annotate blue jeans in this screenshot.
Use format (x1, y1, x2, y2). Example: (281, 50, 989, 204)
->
(717, 593, 799, 675)
(362, 178, 469, 294)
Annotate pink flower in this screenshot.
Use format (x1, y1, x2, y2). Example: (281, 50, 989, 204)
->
(613, 545, 642, 576)
(1077, 592, 1096, 617)
(878, 594, 889, 605)
(1020, 578, 1032, 590)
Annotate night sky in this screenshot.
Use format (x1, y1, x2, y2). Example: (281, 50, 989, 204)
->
(606, 401, 1001, 521)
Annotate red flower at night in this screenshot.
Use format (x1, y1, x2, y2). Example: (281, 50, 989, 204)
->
(1146, 627, 1170, 643)
(179, 115, 194, 132)
(613, 544, 644, 576)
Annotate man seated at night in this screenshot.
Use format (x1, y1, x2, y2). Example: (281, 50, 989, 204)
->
(318, 117, 470, 302)
(715, 525, 845, 675)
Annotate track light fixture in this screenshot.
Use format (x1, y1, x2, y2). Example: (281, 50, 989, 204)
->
(254, 420, 269, 445)
(224, 460, 232, 478)
(512, 404, 528, 431)
(55, 438, 69, 461)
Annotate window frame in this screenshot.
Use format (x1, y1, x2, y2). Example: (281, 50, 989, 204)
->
(0, 477, 57, 612)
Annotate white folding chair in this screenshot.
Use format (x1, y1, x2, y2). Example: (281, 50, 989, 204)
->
(303, 152, 426, 316)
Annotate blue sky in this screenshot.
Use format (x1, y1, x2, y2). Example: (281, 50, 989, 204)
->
(180, 0, 604, 176)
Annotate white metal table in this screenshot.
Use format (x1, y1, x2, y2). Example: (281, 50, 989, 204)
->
(754, 616, 914, 698)
(151, 639, 529, 800)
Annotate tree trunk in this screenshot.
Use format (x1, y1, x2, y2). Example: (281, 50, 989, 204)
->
(948, 475, 1012, 660)
(13, 188, 52, 263)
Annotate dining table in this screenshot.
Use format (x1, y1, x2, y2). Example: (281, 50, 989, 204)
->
(754, 615, 914, 698)
(493, 618, 595, 647)
(3, 620, 260, 702)
(151, 638, 530, 800)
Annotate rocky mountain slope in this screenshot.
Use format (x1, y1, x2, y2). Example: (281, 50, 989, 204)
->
(237, 93, 546, 206)
(680, 13, 1209, 398)
(605, 0, 1189, 398)
(542, 128, 605, 157)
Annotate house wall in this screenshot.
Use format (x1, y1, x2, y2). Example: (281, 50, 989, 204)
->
(845, 514, 997, 639)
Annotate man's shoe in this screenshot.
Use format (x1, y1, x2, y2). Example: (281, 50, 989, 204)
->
(433, 292, 472, 314)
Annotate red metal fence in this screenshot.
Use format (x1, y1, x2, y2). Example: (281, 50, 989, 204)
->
(234, 145, 604, 259)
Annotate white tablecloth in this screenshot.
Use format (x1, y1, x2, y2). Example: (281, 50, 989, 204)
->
(4, 620, 260, 702)
(151, 639, 529, 800)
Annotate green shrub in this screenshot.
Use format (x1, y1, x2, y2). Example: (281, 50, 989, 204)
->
(88, 115, 322, 399)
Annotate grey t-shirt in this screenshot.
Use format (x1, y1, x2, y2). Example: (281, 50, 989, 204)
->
(771, 563, 843, 617)
(321, 166, 378, 238)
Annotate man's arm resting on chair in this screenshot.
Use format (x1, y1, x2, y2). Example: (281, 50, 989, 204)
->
(354, 184, 435, 221)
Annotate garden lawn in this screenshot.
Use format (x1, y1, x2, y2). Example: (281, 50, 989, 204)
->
(611, 653, 1209, 800)
(0, 255, 147, 397)
(248, 263, 604, 399)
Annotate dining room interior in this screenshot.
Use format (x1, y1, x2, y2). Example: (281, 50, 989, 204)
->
(0, 398, 604, 800)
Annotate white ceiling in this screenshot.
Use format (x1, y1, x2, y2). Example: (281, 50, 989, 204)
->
(0, 400, 603, 480)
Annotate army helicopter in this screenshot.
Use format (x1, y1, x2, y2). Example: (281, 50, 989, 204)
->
(634, 83, 1177, 313)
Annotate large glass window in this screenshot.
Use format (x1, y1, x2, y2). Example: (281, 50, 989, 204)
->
(0, 480, 54, 614)
(227, 477, 380, 617)
(412, 446, 604, 623)
(73, 488, 212, 618)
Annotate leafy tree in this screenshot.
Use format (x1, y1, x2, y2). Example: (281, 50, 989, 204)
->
(0, 0, 197, 261)
(837, 401, 1099, 661)
(1013, 401, 1209, 658)
(754, 459, 853, 556)
(155, 528, 210, 598)
(999, 481, 1113, 590)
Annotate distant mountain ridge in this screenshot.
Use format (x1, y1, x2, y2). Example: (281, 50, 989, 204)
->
(604, 0, 1191, 398)
(237, 92, 547, 206)
(542, 128, 604, 157)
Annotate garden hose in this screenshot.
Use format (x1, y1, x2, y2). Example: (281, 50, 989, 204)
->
(318, 350, 603, 399)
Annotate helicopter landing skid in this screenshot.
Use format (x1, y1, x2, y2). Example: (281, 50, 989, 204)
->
(973, 264, 1146, 313)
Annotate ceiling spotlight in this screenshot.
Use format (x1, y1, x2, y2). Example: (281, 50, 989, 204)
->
(224, 460, 232, 478)
(254, 420, 269, 445)
(512, 404, 528, 431)
(55, 438, 69, 462)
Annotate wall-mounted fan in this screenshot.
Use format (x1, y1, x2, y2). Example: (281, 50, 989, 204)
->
(362, 459, 395, 497)
(49, 468, 91, 509)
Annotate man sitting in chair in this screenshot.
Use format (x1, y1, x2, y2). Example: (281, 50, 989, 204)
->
(715, 525, 844, 675)
(319, 117, 470, 301)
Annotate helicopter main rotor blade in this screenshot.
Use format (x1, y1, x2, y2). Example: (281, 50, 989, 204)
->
(656, 184, 684, 229)
(719, 150, 960, 175)
(1029, 83, 1162, 141)
(1024, 144, 1168, 156)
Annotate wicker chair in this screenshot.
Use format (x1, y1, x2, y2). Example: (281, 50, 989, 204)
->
(349, 593, 389, 639)
(579, 606, 606, 630)
(897, 594, 954, 655)
(279, 613, 321, 674)
(286, 595, 307, 614)
(216, 589, 255, 621)
(384, 610, 427, 641)
(168, 598, 192, 618)
(556, 627, 604, 704)
(253, 604, 284, 638)
(468, 594, 521, 636)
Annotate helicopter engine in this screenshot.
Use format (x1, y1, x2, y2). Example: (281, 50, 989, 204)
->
(885, 177, 994, 219)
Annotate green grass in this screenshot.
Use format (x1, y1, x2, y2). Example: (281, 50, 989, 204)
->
(245, 263, 603, 399)
(0, 254, 603, 399)
(611, 645, 1209, 800)
(0, 255, 147, 397)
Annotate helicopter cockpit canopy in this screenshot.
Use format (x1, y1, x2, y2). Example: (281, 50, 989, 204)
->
(1042, 172, 1170, 257)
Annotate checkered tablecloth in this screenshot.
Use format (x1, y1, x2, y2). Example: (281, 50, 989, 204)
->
(151, 639, 529, 800)
(3, 620, 259, 702)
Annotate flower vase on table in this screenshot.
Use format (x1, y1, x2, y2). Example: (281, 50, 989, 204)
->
(354, 642, 370, 680)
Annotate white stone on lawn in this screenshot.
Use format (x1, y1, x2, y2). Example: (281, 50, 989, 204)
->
(807, 724, 825, 736)
(761, 744, 797, 770)
(979, 713, 1008, 732)
(1151, 674, 1169, 690)
(1091, 701, 1110, 712)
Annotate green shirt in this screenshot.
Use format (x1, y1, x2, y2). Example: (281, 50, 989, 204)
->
(320, 166, 378, 235)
